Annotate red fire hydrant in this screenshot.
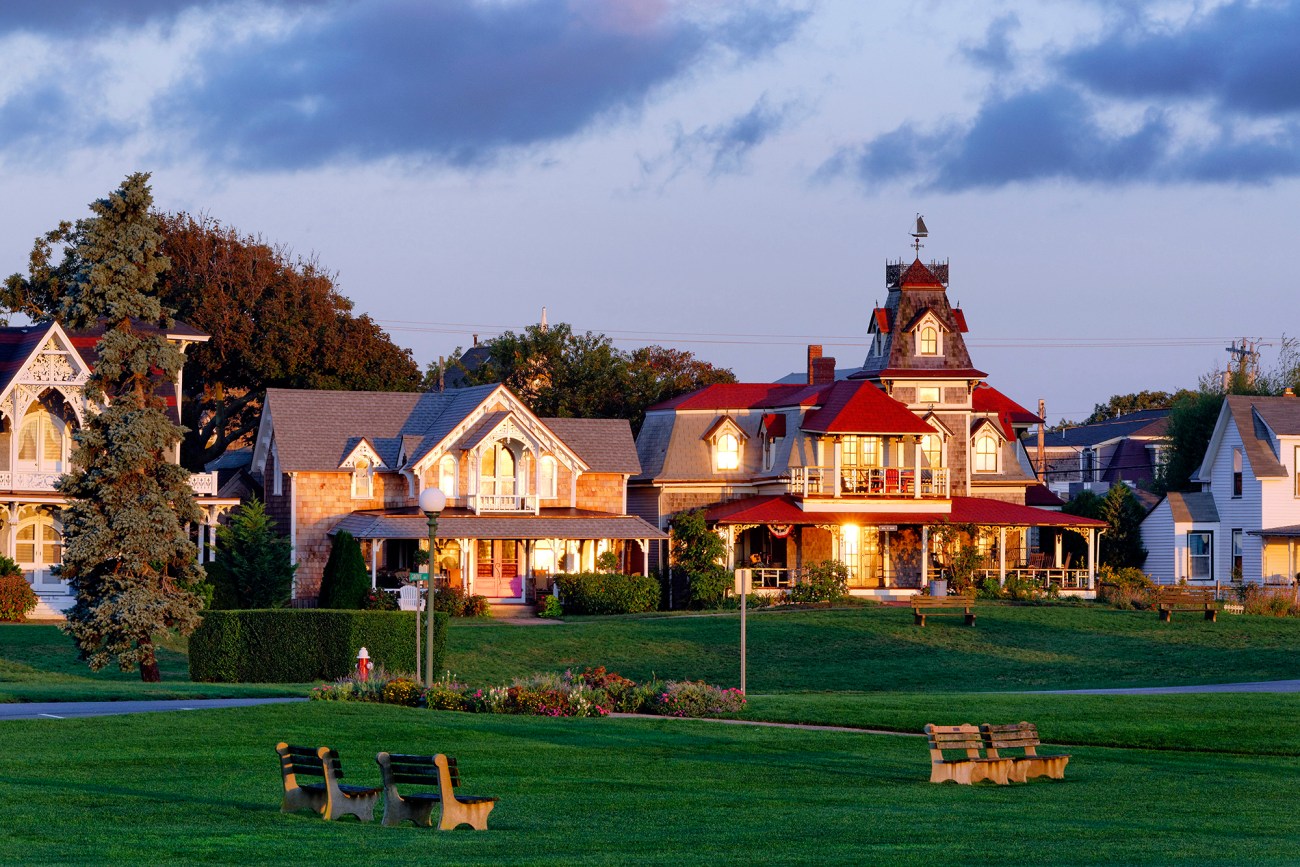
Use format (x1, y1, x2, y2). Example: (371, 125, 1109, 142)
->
(356, 647, 371, 682)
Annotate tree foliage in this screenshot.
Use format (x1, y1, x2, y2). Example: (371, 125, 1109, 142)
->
(439, 323, 735, 433)
(4, 211, 422, 469)
(1097, 484, 1148, 569)
(52, 173, 206, 682)
(318, 531, 370, 609)
(669, 509, 730, 609)
(207, 498, 296, 609)
(1082, 390, 1196, 425)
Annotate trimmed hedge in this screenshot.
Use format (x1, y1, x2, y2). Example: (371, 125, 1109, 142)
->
(188, 609, 447, 683)
(554, 572, 660, 615)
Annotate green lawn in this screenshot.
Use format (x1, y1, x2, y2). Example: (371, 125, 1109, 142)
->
(1, 701, 1296, 865)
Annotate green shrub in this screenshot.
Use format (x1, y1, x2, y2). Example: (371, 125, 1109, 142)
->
(0, 575, 39, 622)
(687, 565, 731, 609)
(361, 587, 399, 610)
(209, 499, 296, 609)
(189, 609, 446, 682)
(1239, 584, 1300, 617)
(787, 560, 848, 605)
(317, 531, 369, 609)
(1097, 565, 1156, 610)
(0, 554, 25, 579)
(429, 585, 490, 617)
(382, 677, 424, 707)
(536, 595, 563, 618)
(554, 572, 660, 615)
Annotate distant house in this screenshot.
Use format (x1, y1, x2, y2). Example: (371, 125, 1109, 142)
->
(631, 242, 1105, 598)
(250, 383, 664, 605)
(1140, 394, 1300, 585)
(1027, 409, 1169, 501)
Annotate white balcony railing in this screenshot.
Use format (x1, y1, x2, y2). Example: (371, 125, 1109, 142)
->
(468, 492, 537, 513)
(788, 466, 949, 498)
(0, 469, 221, 496)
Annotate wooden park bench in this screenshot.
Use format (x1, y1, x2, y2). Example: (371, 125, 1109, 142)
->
(376, 752, 498, 830)
(912, 593, 976, 627)
(275, 742, 380, 822)
(980, 722, 1070, 783)
(1154, 586, 1219, 622)
(923, 724, 1012, 785)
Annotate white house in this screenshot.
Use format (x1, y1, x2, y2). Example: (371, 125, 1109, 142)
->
(1140, 394, 1300, 585)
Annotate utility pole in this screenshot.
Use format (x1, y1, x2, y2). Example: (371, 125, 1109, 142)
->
(1224, 339, 1260, 390)
(1037, 399, 1046, 480)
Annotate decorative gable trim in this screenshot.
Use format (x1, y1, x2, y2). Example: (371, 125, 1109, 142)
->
(0, 322, 93, 425)
(340, 438, 387, 470)
(970, 417, 1006, 443)
(701, 415, 748, 442)
(920, 411, 954, 438)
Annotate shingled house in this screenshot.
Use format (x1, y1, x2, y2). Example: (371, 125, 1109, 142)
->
(631, 236, 1105, 598)
(0, 319, 237, 617)
(1029, 409, 1170, 501)
(251, 383, 664, 605)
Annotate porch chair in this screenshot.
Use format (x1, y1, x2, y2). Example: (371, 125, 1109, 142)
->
(397, 584, 422, 611)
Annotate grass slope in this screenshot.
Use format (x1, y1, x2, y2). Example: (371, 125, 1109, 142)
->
(1, 702, 1296, 865)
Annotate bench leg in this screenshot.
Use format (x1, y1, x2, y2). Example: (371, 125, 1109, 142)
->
(281, 786, 326, 816)
(1159, 608, 1171, 622)
(326, 791, 378, 822)
(439, 799, 496, 831)
(382, 793, 437, 828)
(964, 613, 976, 626)
(914, 613, 926, 627)
(1206, 609, 1217, 622)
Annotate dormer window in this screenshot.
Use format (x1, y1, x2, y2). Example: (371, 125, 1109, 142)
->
(703, 417, 747, 473)
(919, 326, 938, 355)
(974, 433, 999, 473)
(716, 433, 740, 470)
(352, 458, 373, 498)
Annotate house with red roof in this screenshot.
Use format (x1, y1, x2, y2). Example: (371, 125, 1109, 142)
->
(0, 319, 237, 617)
(631, 230, 1105, 598)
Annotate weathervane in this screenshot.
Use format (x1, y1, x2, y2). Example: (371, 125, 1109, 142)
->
(910, 214, 928, 256)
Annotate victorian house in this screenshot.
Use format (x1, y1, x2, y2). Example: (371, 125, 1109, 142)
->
(1, 320, 237, 618)
(250, 383, 664, 605)
(630, 230, 1106, 598)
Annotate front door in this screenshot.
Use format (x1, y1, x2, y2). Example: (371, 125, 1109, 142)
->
(475, 539, 522, 598)
(17, 512, 65, 594)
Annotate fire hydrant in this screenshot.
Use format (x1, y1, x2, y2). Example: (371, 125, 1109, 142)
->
(356, 647, 371, 682)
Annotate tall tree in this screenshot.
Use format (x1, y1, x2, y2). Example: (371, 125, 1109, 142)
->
(54, 173, 205, 682)
(1082, 390, 1195, 425)
(5, 212, 422, 469)
(1097, 484, 1148, 569)
(207, 498, 296, 609)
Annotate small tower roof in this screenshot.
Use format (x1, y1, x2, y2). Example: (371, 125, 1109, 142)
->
(899, 258, 945, 289)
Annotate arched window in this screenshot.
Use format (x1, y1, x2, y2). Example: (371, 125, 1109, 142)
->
(351, 458, 373, 498)
(539, 455, 558, 499)
(918, 326, 938, 355)
(974, 434, 999, 472)
(481, 443, 516, 496)
(17, 404, 68, 473)
(921, 434, 942, 468)
(438, 454, 458, 498)
(716, 433, 740, 470)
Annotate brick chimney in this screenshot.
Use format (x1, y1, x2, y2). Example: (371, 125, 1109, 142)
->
(811, 356, 837, 386)
(807, 345, 823, 385)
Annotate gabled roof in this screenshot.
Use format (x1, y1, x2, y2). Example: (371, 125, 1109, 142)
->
(761, 413, 786, 438)
(871, 308, 890, 333)
(1198, 395, 1296, 482)
(901, 307, 950, 334)
(701, 414, 748, 441)
(899, 258, 945, 288)
(951, 309, 969, 332)
(0, 325, 59, 398)
(970, 416, 1006, 441)
(972, 382, 1041, 438)
(1032, 409, 1169, 449)
(801, 380, 935, 435)
(650, 383, 826, 411)
(1165, 491, 1219, 524)
(542, 418, 641, 474)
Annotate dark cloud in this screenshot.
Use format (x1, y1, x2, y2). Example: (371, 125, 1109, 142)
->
(156, 0, 808, 169)
(0, 0, 329, 33)
(651, 94, 803, 182)
(960, 13, 1018, 73)
(1059, 1, 1300, 116)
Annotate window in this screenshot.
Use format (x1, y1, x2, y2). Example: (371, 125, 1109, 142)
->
(841, 435, 879, 468)
(920, 434, 941, 468)
(974, 434, 999, 472)
(1232, 529, 1243, 581)
(918, 326, 938, 355)
(351, 458, 373, 498)
(1187, 531, 1213, 580)
(16, 512, 63, 588)
(481, 443, 516, 496)
(1232, 448, 1243, 498)
(539, 455, 558, 499)
(1082, 448, 1096, 482)
(438, 454, 458, 498)
(762, 434, 775, 471)
(917, 386, 940, 404)
(17, 405, 67, 473)
(716, 433, 740, 470)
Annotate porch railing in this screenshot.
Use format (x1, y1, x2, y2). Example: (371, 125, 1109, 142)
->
(787, 466, 948, 498)
(468, 492, 537, 513)
(977, 567, 1092, 590)
(0, 469, 222, 495)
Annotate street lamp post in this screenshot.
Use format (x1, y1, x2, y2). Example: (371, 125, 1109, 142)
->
(418, 487, 446, 689)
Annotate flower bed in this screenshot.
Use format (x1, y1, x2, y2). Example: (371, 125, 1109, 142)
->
(309, 665, 746, 719)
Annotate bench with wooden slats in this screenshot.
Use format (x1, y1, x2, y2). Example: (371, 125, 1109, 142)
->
(1154, 586, 1219, 622)
(979, 722, 1070, 783)
(275, 742, 380, 821)
(376, 752, 498, 830)
(911, 594, 976, 626)
(923, 724, 1012, 785)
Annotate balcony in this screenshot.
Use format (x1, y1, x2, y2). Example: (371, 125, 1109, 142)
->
(0, 470, 220, 496)
(788, 466, 949, 499)
(467, 492, 537, 513)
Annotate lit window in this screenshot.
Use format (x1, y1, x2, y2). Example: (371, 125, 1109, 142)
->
(352, 458, 373, 498)
(539, 456, 558, 499)
(1232, 529, 1243, 581)
(17, 405, 67, 473)
(1188, 531, 1212, 580)
(918, 386, 940, 404)
(921, 435, 941, 467)
(481, 443, 516, 496)
(918, 326, 938, 355)
(716, 433, 740, 470)
(1232, 449, 1243, 498)
(974, 434, 998, 472)
(438, 454, 458, 498)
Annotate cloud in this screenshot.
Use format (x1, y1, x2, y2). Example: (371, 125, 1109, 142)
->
(0, 0, 329, 33)
(960, 13, 1019, 74)
(643, 94, 805, 184)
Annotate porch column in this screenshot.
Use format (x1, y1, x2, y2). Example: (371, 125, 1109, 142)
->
(998, 526, 1007, 587)
(726, 527, 736, 570)
(832, 439, 842, 499)
(370, 540, 378, 589)
(641, 540, 649, 577)
(1088, 528, 1097, 590)
(1054, 532, 1063, 568)
(920, 525, 929, 587)
(913, 438, 922, 500)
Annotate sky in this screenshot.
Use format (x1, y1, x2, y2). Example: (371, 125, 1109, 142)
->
(1, 0, 1298, 424)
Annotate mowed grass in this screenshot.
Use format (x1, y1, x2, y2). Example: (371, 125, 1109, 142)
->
(0, 701, 1297, 865)
(443, 602, 1300, 692)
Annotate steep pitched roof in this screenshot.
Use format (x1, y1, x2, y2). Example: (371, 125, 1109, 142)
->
(1032, 409, 1171, 449)
(650, 382, 826, 411)
(801, 380, 934, 435)
(1166, 491, 1219, 524)
(871, 308, 890, 333)
(899, 258, 945, 288)
(0, 325, 52, 397)
(1224, 395, 1288, 478)
(541, 418, 641, 474)
(972, 382, 1041, 438)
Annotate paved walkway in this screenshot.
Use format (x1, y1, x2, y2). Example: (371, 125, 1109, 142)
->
(0, 697, 304, 721)
(1035, 679, 1300, 695)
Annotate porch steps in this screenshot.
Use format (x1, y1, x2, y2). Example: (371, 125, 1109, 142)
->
(486, 602, 536, 619)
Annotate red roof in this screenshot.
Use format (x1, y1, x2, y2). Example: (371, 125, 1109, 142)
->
(952, 309, 968, 332)
(872, 308, 890, 333)
(802, 380, 935, 435)
(972, 382, 1041, 438)
(707, 494, 1105, 528)
(856, 367, 988, 380)
(650, 383, 826, 412)
(899, 259, 945, 288)
(1025, 484, 1064, 508)
(762, 413, 786, 438)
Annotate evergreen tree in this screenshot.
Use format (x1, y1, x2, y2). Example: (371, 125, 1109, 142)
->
(56, 173, 205, 682)
(209, 499, 296, 608)
(1098, 484, 1149, 569)
(317, 531, 369, 609)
